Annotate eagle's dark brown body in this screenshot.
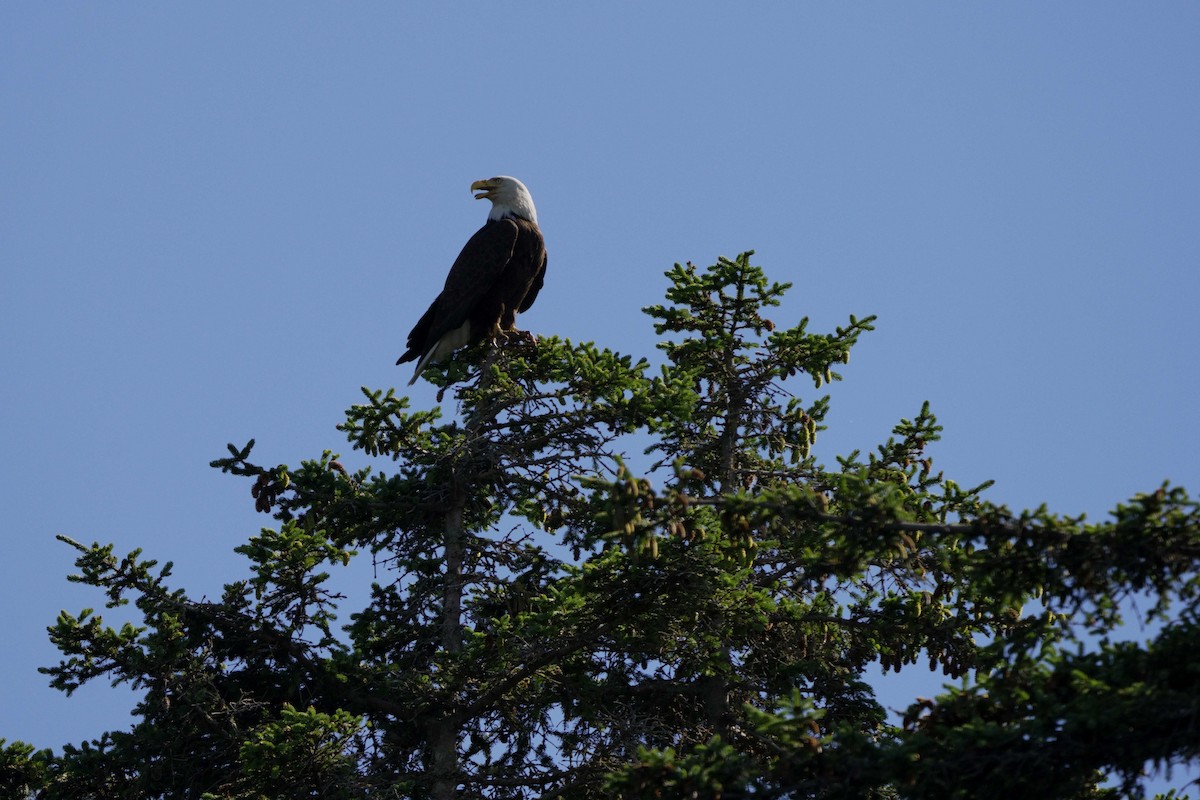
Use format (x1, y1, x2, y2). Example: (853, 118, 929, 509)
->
(397, 216, 546, 368)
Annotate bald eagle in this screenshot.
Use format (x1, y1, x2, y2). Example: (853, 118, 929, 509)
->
(397, 176, 547, 386)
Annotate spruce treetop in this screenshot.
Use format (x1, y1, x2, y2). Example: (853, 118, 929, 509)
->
(5, 253, 1198, 800)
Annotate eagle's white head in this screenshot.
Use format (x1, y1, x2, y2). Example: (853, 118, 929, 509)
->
(471, 176, 538, 225)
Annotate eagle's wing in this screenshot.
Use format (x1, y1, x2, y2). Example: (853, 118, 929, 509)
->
(517, 249, 547, 314)
(398, 219, 519, 364)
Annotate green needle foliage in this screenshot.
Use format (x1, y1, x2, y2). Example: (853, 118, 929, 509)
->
(5, 252, 1199, 799)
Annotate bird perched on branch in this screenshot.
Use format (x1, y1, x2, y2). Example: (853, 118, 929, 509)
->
(397, 176, 547, 386)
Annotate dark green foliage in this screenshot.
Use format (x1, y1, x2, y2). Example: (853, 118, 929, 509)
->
(7, 253, 1199, 799)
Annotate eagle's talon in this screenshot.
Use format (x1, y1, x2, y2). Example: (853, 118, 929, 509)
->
(501, 329, 537, 347)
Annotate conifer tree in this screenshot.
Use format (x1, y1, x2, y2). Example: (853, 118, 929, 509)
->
(4, 253, 1199, 799)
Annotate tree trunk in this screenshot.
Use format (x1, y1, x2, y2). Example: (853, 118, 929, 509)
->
(429, 474, 466, 800)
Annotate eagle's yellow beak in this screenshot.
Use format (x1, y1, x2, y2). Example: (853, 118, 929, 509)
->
(471, 178, 497, 200)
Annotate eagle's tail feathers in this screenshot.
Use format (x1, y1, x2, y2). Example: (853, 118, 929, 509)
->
(406, 322, 472, 386)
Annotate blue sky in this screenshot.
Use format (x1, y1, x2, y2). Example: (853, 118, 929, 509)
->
(3, 3, 1198, 790)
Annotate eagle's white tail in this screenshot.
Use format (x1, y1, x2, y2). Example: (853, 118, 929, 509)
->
(407, 322, 472, 386)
